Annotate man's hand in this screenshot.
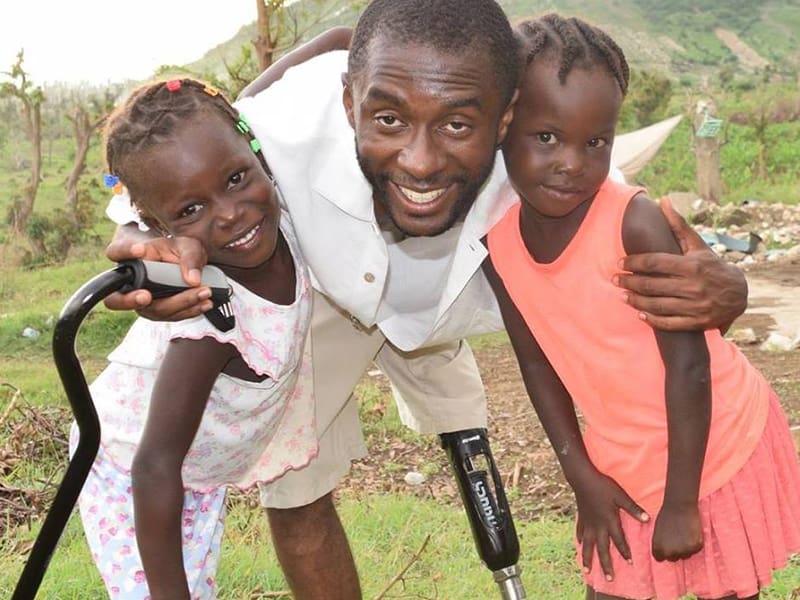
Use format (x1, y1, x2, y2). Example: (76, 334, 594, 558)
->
(615, 197, 748, 332)
(104, 229, 214, 321)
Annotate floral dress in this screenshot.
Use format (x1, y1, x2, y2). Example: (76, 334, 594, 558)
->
(71, 224, 317, 599)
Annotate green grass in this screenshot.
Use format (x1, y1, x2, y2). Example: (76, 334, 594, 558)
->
(469, 330, 511, 351)
(633, 118, 800, 205)
(2, 495, 798, 598)
(0, 257, 136, 406)
(0, 495, 584, 599)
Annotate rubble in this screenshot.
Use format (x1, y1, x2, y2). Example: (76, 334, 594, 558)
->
(727, 327, 759, 345)
(760, 331, 800, 352)
(679, 196, 800, 267)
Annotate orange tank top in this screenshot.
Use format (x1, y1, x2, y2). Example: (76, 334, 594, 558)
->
(487, 179, 770, 513)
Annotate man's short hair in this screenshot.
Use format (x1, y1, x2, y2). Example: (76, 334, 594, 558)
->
(348, 0, 519, 106)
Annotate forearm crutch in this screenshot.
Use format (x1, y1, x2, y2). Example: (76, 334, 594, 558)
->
(12, 260, 231, 599)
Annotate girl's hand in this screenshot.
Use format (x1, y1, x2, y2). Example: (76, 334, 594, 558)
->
(573, 469, 649, 581)
(651, 502, 703, 562)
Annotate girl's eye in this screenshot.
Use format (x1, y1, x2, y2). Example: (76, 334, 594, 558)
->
(227, 170, 245, 189)
(588, 138, 608, 149)
(179, 203, 203, 219)
(537, 132, 557, 144)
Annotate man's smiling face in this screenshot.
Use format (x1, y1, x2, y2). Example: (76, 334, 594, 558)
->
(343, 37, 515, 237)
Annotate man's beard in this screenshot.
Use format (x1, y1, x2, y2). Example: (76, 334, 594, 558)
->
(355, 140, 494, 238)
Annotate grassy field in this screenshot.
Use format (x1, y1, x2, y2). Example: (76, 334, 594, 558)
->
(0, 265, 578, 598)
(0, 494, 590, 599)
(2, 260, 800, 597)
(634, 116, 800, 204)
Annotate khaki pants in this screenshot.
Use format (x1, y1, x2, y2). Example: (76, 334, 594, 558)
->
(259, 290, 487, 508)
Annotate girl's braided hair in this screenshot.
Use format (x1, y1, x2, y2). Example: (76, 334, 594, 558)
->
(104, 79, 271, 201)
(516, 14, 629, 97)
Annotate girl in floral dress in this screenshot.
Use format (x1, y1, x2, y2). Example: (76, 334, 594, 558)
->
(72, 78, 316, 600)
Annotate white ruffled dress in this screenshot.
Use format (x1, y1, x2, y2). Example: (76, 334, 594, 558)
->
(89, 225, 317, 491)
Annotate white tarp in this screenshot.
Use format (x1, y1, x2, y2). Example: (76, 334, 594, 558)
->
(612, 115, 683, 180)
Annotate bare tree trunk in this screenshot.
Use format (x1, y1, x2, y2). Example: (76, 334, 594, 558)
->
(252, 0, 343, 73)
(65, 107, 92, 219)
(693, 100, 722, 204)
(754, 114, 768, 180)
(14, 99, 42, 232)
(2, 51, 45, 233)
(254, 0, 279, 70)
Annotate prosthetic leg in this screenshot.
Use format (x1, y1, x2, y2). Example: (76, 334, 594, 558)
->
(440, 428, 526, 599)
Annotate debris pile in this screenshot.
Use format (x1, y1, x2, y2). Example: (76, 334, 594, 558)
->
(0, 385, 69, 540)
(686, 198, 800, 266)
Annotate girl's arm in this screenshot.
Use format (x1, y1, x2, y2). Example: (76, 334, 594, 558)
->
(238, 26, 352, 99)
(482, 254, 648, 582)
(131, 336, 236, 599)
(622, 194, 712, 562)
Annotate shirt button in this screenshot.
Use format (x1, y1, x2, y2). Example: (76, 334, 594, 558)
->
(363, 272, 375, 283)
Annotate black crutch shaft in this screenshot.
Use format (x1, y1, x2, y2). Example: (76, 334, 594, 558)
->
(12, 264, 136, 600)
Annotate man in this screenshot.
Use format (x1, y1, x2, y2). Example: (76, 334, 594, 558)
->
(105, 1, 748, 598)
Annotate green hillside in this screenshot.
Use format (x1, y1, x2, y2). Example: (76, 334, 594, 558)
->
(502, 0, 800, 78)
(186, 3, 364, 80)
(190, 0, 800, 81)
(1, 0, 797, 270)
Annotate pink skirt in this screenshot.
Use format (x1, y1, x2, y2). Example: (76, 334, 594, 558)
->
(579, 391, 800, 599)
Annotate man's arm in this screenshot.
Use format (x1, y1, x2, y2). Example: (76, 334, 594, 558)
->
(103, 224, 214, 320)
(615, 197, 747, 332)
(238, 27, 352, 99)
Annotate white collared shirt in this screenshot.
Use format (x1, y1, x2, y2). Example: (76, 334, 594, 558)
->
(111, 51, 517, 351)
(237, 51, 519, 350)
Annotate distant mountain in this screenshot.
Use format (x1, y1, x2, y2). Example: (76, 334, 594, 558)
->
(188, 0, 800, 80)
(502, 0, 800, 78)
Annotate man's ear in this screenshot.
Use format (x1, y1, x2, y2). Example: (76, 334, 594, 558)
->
(496, 88, 519, 145)
(341, 72, 356, 129)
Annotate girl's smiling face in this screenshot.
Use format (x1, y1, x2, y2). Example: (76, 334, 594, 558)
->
(132, 112, 281, 272)
(502, 58, 623, 218)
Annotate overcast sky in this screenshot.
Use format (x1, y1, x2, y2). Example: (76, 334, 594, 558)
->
(0, 1, 256, 85)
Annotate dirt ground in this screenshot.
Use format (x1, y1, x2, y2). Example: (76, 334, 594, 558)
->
(339, 258, 800, 522)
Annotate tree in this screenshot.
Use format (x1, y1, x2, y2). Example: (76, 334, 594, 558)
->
(157, 0, 362, 98)
(728, 85, 799, 181)
(619, 69, 673, 130)
(64, 88, 117, 220)
(0, 50, 44, 232)
(252, 0, 359, 71)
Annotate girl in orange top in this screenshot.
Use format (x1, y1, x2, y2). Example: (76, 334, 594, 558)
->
(484, 14, 800, 600)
